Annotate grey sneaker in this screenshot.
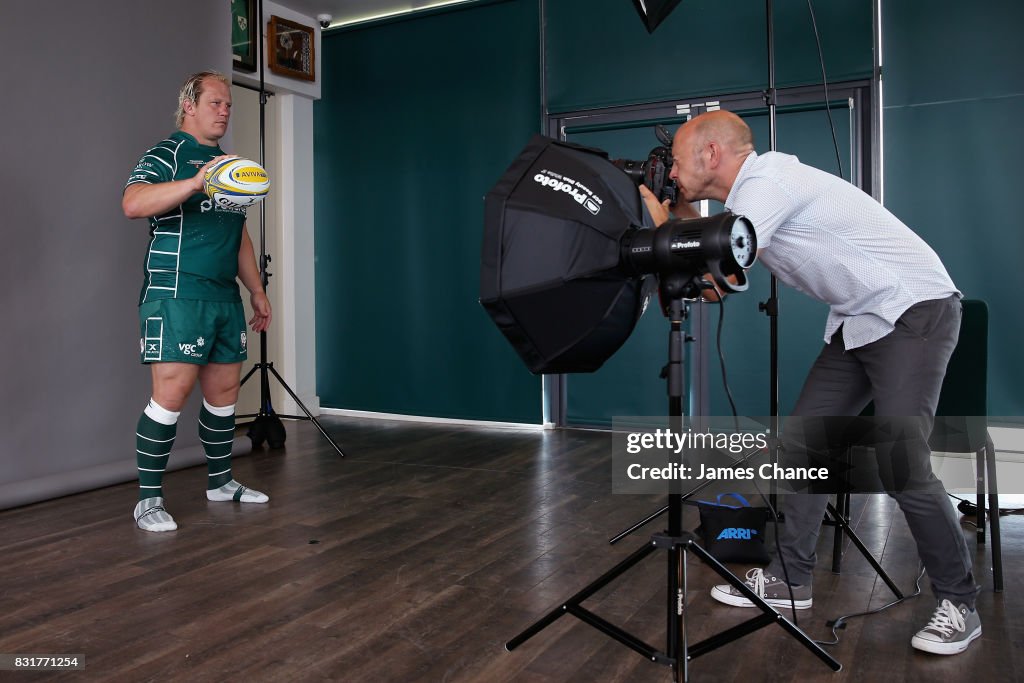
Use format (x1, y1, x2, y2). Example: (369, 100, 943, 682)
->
(911, 599, 981, 655)
(710, 568, 812, 609)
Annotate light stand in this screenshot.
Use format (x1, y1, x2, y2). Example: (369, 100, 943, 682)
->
(758, 0, 783, 516)
(506, 276, 841, 681)
(237, 0, 345, 457)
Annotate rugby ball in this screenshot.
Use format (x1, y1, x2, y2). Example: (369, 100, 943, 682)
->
(203, 157, 270, 209)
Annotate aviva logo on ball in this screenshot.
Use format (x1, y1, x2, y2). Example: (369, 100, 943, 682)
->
(230, 166, 268, 182)
(203, 157, 270, 209)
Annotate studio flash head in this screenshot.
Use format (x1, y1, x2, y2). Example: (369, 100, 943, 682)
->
(620, 212, 757, 298)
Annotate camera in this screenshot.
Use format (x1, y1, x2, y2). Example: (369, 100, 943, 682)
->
(611, 125, 678, 206)
(317, 13, 333, 28)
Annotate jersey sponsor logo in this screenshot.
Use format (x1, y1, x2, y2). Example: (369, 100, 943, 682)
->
(715, 527, 758, 541)
(200, 197, 247, 215)
(188, 159, 207, 169)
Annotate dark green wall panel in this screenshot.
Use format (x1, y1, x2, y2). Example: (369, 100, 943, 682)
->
(883, 0, 1024, 419)
(884, 99, 1024, 418)
(314, 0, 542, 422)
(883, 1, 1024, 107)
(544, 0, 872, 112)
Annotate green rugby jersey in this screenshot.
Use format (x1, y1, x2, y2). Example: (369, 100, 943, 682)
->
(125, 131, 246, 304)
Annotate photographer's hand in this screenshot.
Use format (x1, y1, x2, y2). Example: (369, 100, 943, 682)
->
(638, 185, 671, 227)
(639, 186, 701, 226)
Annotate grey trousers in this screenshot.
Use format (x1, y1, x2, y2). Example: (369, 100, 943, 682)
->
(766, 295, 978, 608)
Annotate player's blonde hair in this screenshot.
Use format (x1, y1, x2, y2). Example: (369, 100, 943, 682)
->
(175, 71, 230, 128)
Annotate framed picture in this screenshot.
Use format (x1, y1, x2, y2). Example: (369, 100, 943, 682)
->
(231, 0, 257, 72)
(267, 15, 316, 82)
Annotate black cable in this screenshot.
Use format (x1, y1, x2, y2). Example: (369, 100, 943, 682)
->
(948, 492, 1024, 518)
(712, 290, 800, 622)
(814, 565, 925, 647)
(806, 0, 845, 181)
(713, 292, 740, 424)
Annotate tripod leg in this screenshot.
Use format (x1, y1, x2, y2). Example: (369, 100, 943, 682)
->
(506, 541, 658, 651)
(686, 541, 842, 672)
(266, 363, 347, 458)
(825, 502, 904, 599)
(239, 363, 259, 388)
(609, 504, 668, 545)
(675, 543, 687, 683)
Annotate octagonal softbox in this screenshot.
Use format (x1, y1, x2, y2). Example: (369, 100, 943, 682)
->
(480, 135, 653, 374)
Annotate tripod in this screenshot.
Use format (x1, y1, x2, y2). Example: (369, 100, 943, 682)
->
(506, 276, 840, 682)
(236, 0, 345, 458)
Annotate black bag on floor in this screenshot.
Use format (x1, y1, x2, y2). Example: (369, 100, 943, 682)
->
(696, 493, 770, 564)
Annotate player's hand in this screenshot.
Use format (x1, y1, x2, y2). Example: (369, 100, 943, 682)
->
(193, 154, 239, 193)
(249, 290, 272, 333)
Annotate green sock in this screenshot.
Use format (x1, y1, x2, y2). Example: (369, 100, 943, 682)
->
(200, 400, 235, 490)
(137, 400, 179, 501)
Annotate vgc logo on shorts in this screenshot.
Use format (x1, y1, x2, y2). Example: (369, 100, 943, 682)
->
(178, 337, 205, 358)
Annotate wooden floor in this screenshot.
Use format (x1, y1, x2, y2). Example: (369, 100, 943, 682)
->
(0, 416, 1019, 683)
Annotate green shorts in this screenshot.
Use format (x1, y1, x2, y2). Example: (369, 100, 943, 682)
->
(139, 299, 248, 365)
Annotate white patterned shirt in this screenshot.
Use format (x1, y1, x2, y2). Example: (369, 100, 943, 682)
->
(724, 152, 959, 350)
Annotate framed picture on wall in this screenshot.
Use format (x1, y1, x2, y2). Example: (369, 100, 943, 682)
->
(232, 0, 257, 72)
(268, 15, 316, 81)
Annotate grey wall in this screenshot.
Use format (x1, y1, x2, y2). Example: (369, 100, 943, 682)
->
(0, 1, 235, 510)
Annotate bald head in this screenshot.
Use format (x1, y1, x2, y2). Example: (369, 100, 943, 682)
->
(669, 110, 756, 203)
(684, 110, 755, 156)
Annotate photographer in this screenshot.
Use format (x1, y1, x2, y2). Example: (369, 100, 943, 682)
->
(640, 110, 979, 656)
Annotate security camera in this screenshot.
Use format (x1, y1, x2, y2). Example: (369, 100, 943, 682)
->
(317, 13, 332, 28)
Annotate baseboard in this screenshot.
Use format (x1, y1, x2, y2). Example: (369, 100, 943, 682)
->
(318, 408, 546, 430)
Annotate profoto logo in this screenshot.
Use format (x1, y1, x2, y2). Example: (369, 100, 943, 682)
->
(532, 171, 602, 215)
(715, 527, 759, 541)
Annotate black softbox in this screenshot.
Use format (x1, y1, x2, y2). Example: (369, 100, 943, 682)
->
(630, 0, 684, 33)
(480, 135, 653, 375)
